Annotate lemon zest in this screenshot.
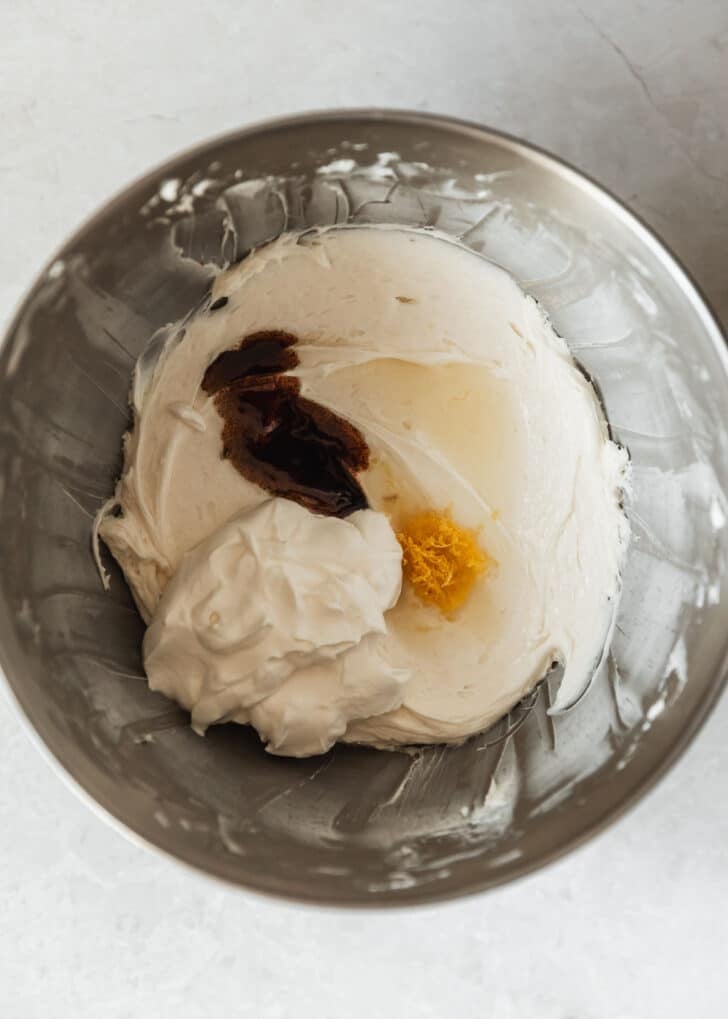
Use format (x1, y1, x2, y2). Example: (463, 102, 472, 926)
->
(396, 510, 495, 615)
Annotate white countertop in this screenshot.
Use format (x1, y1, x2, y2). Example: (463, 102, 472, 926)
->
(2, 2, 727, 1016)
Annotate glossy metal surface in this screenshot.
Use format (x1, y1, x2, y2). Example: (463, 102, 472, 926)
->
(0, 110, 726, 905)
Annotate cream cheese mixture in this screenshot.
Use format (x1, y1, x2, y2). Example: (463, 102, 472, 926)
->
(96, 225, 629, 756)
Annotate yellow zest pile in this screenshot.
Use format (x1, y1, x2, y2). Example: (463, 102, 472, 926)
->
(396, 510, 494, 615)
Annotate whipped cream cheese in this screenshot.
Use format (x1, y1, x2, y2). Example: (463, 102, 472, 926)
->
(97, 225, 629, 755)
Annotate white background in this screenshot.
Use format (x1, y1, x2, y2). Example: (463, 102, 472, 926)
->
(1, 2, 727, 1016)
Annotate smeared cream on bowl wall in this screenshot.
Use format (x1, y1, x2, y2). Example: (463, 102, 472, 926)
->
(95, 226, 629, 757)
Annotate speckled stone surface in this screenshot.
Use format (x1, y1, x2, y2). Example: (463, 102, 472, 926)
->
(1, 2, 727, 1016)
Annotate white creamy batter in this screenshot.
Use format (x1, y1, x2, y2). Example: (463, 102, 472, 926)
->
(97, 225, 629, 756)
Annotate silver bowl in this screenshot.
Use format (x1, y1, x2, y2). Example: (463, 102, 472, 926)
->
(1, 110, 726, 906)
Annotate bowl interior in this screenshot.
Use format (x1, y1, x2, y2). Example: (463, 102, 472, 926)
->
(1, 112, 726, 905)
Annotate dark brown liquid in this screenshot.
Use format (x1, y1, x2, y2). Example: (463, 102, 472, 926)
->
(202, 331, 369, 517)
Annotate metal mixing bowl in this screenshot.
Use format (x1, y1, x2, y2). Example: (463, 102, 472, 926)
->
(1, 110, 726, 906)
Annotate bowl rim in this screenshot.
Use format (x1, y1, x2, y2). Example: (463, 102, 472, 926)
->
(1, 107, 727, 908)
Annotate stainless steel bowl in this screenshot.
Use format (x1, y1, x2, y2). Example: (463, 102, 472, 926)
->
(1, 110, 726, 906)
